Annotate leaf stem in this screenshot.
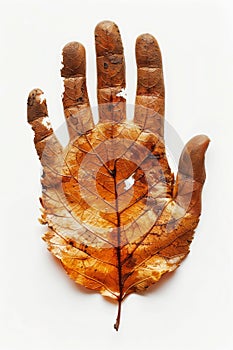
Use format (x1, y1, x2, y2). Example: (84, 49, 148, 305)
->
(113, 160, 123, 331)
(114, 298, 122, 331)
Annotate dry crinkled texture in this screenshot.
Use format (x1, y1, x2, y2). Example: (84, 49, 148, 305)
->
(27, 20, 210, 331)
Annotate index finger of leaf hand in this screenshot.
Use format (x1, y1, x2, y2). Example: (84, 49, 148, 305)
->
(61, 42, 94, 139)
(134, 34, 165, 137)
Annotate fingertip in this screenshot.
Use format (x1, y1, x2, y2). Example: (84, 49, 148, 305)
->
(136, 33, 162, 68)
(178, 134, 210, 183)
(95, 20, 118, 32)
(61, 41, 86, 78)
(95, 20, 123, 56)
(27, 89, 47, 123)
(27, 88, 44, 105)
(136, 33, 157, 44)
(185, 134, 210, 154)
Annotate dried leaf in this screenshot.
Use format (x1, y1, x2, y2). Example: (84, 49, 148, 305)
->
(27, 21, 210, 330)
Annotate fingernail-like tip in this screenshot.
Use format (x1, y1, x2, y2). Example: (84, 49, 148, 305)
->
(95, 20, 123, 56)
(186, 134, 210, 154)
(136, 33, 157, 44)
(62, 41, 85, 55)
(28, 88, 43, 99)
(190, 134, 210, 145)
(27, 88, 47, 123)
(95, 20, 118, 33)
(136, 33, 162, 68)
(178, 134, 210, 184)
(61, 42, 86, 78)
(27, 88, 44, 109)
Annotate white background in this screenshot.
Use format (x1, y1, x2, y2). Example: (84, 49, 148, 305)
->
(0, 0, 233, 349)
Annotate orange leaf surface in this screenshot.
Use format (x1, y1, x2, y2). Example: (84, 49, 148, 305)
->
(27, 21, 209, 330)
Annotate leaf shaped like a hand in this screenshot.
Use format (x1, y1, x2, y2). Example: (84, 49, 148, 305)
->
(27, 21, 209, 330)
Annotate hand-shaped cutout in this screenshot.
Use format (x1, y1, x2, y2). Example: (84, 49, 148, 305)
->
(27, 21, 209, 330)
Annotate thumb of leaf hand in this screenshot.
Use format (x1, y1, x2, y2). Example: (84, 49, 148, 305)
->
(173, 135, 210, 217)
